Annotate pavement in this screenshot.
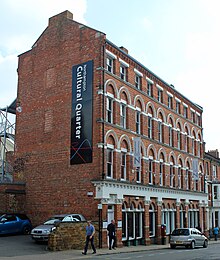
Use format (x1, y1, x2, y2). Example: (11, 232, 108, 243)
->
(0, 239, 219, 260)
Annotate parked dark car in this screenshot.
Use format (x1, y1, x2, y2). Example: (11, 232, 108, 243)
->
(0, 213, 32, 235)
(31, 214, 86, 242)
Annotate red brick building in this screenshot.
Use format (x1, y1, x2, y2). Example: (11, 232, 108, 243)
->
(15, 10, 210, 246)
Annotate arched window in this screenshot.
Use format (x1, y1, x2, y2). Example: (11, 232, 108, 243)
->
(170, 156, 175, 188)
(198, 133, 202, 158)
(192, 131, 196, 156)
(178, 159, 184, 189)
(186, 161, 191, 190)
(168, 117, 174, 147)
(148, 149, 155, 185)
(185, 127, 190, 153)
(200, 165, 204, 192)
(106, 84, 116, 124)
(136, 110, 141, 134)
(158, 112, 164, 143)
(149, 158, 153, 184)
(148, 107, 154, 139)
(120, 140, 129, 181)
(135, 100, 142, 135)
(106, 135, 116, 179)
(159, 153, 165, 186)
(107, 147, 113, 178)
(177, 122, 182, 150)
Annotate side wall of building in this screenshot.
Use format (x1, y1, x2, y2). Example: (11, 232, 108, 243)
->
(15, 11, 106, 225)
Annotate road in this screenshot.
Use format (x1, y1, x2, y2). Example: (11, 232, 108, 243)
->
(91, 244, 220, 260)
(0, 234, 48, 257)
(0, 235, 219, 260)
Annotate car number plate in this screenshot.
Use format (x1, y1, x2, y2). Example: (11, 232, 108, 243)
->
(176, 241, 183, 244)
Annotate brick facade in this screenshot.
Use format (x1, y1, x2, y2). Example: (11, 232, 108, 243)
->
(14, 10, 216, 248)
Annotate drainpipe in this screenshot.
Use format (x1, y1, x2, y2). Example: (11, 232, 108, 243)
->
(102, 42, 106, 180)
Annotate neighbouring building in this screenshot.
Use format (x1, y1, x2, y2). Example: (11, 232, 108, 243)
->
(9, 10, 219, 247)
(204, 150, 220, 232)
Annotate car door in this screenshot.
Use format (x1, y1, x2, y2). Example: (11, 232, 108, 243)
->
(196, 230, 204, 246)
(0, 215, 18, 234)
(191, 229, 203, 246)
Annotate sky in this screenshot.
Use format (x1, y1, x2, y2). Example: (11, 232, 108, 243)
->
(0, 0, 219, 152)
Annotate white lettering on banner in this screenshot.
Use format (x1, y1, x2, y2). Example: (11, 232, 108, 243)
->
(134, 137, 141, 168)
(75, 65, 87, 139)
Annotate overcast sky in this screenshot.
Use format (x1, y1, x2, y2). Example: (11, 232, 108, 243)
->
(0, 0, 219, 152)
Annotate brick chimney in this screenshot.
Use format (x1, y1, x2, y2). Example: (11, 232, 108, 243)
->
(208, 149, 219, 158)
(120, 46, 128, 54)
(49, 10, 73, 26)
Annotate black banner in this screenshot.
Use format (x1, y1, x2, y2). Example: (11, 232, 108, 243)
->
(70, 60, 93, 164)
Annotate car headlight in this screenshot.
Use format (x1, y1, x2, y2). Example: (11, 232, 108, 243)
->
(43, 230, 51, 234)
(51, 227, 56, 232)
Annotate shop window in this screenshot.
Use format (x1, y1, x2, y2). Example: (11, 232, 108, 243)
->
(149, 204, 155, 237)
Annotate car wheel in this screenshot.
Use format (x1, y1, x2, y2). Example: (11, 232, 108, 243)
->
(23, 226, 31, 235)
(191, 241, 195, 249)
(170, 244, 176, 249)
(203, 240, 208, 248)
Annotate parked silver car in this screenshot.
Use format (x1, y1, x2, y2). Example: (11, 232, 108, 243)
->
(170, 228, 208, 249)
(31, 214, 86, 242)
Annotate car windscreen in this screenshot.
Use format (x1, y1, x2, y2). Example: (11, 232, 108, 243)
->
(43, 219, 62, 225)
(172, 229, 190, 236)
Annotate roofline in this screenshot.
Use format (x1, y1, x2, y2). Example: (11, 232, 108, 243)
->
(106, 39, 203, 112)
(19, 14, 106, 57)
(204, 152, 220, 163)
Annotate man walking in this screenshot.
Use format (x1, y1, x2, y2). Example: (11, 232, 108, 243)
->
(107, 219, 116, 250)
(82, 220, 96, 255)
(213, 226, 219, 241)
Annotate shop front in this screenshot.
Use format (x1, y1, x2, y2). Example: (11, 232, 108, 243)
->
(93, 180, 208, 247)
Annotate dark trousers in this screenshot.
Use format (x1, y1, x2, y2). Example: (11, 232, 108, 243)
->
(109, 235, 116, 249)
(84, 236, 96, 253)
(215, 234, 218, 241)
